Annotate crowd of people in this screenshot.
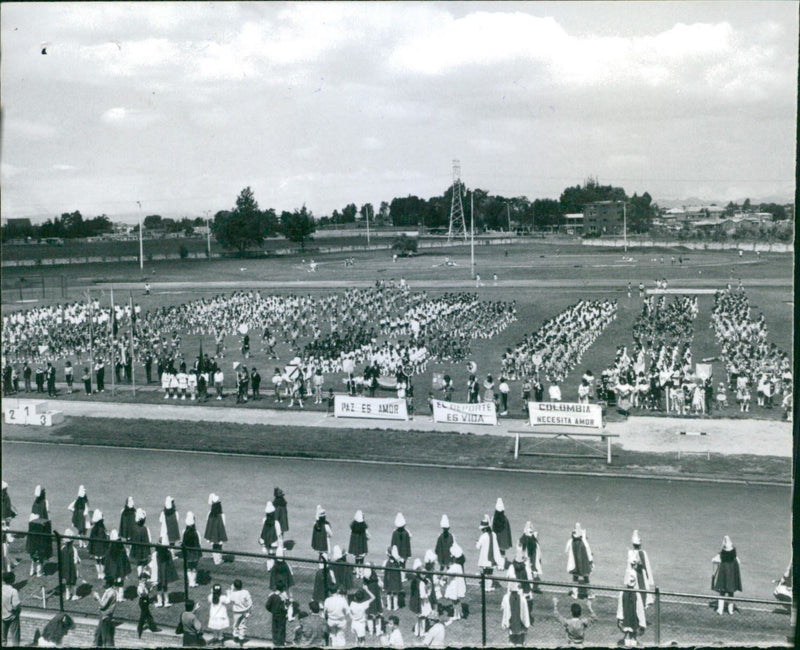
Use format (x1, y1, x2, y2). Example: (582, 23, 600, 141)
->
(501, 300, 617, 385)
(1, 479, 767, 648)
(710, 288, 793, 418)
(1, 283, 517, 401)
(595, 295, 703, 414)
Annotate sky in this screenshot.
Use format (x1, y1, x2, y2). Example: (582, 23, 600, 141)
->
(1, 2, 797, 223)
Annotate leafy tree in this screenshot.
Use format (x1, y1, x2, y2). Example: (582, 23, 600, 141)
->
(281, 205, 316, 250)
(742, 198, 751, 212)
(378, 201, 391, 225)
(559, 178, 626, 214)
(391, 233, 418, 256)
(212, 187, 277, 254)
(341, 203, 358, 223)
(143, 215, 163, 230)
(532, 199, 563, 229)
(359, 203, 374, 223)
(758, 203, 786, 221)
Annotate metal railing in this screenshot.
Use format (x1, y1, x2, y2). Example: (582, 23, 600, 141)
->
(3, 529, 793, 647)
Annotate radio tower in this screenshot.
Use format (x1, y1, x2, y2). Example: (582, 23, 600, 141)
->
(447, 159, 467, 242)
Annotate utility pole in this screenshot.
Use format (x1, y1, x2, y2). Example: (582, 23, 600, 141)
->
(366, 205, 371, 248)
(623, 202, 628, 253)
(205, 210, 212, 258)
(470, 192, 475, 279)
(137, 201, 144, 271)
(506, 203, 512, 232)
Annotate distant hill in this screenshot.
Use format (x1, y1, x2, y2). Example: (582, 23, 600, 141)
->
(656, 195, 793, 208)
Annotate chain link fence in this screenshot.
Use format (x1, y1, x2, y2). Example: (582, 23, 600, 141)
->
(3, 529, 793, 646)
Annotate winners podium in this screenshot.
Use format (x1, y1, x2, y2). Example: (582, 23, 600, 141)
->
(3, 399, 65, 426)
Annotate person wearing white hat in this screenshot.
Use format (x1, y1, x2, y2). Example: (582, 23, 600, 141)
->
(628, 531, 655, 607)
(119, 496, 136, 541)
(67, 486, 89, 548)
(103, 529, 131, 601)
(88, 510, 108, 580)
(711, 536, 742, 615)
(269, 545, 295, 603)
(1, 481, 16, 529)
(59, 529, 81, 601)
(311, 506, 332, 557)
(492, 498, 513, 557)
(155, 535, 178, 608)
(435, 515, 455, 570)
(26, 512, 51, 577)
(409, 558, 433, 637)
(501, 565, 531, 646)
(519, 522, 543, 592)
(390, 513, 412, 579)
(181, 513, 201, 588)
(348, 510, 370, 577)
(159, 497, 181, 550)
(382, 546, 403, 611)
(260, 501, 283, 568)
(331, 545, 354, 595)
(204, 493, 228, 566)
(476, 514, 504, 591)
(31, 485, 49, 521)
(566, 523, 593, 600)
(616, 571, 646, 647)
(444, 544, 467, 620)
(312, 552, 336, 606)
(129, 509, 152, 577)
(508, 545, 534, 609)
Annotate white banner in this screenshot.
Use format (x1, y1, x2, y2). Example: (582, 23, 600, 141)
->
(695, 363, 713, 380)
(528, 401, 603, 430)
(334, 395, 408, 420)
(432, 399, 497, 426)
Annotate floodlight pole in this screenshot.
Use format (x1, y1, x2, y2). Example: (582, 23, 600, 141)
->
(137, 201, 144, 270)
(623, 202, 628, 253)
(470, 192, 475, 279)
(206, 210, 212, 258)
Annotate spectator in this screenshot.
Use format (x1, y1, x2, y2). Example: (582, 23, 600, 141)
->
(323, 586, 350, 647)
(380, 615, 403, 648)
(92, 575, 117, 647)
(31, 612, 74, 647)
(207, 584, 230, 645)
(228, 578, 253, 646)
(136, 571, 159, 638)
(176, 599, 204, 647)
(2, 571, 21, 647)
(421, 612, 446, 647)
(552, 596, 595, 645)
(349, 586, 375, 646)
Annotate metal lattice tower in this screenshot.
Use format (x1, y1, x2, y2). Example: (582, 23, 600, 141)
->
(447, 159, 467, 242)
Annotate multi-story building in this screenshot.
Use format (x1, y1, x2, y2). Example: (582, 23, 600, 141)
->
(582, 201, 624, 235)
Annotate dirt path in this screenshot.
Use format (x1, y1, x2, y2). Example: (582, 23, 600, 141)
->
(17, 397, 793, 458)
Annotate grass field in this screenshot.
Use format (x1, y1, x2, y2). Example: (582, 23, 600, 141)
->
(2, 417, 792, 483)
(2, 242, 792, 422)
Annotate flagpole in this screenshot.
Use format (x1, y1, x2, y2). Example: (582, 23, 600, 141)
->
(129, 292, 136, 397)
(109, 286, 116, 396)
(470, 191, 475, 279)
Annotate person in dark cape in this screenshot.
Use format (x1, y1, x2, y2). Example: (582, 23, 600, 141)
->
(565, 523, 593, 600)
(67, 485, 89, 545)
(273, 487, 289, 534)
(260, 501, 282, 566)
(129, 508, 152, 577)
(119, 496, 136, 541)
(492, 498, 513, 557)
(88, 510, 109, 580)
(159, 496, 181, 548)
(348, 510, 370, 576)
(181, 511, 202, 588)
(330, 545, 354, 594)
(1, 481, 16, 527)
(519, 521, 543, 592)
(312, 553, 336, 605)
(204, 493, 227, 565)
(501, 568, 531, 646)
(390, 513, 412, 575)
(712, 535, 742, 615)
(26, 513, 53, 577)
(103, 529, 131, 602)
(617, 571, 647, 647)
(31, 485, 49, 520)
(311, 505, 332, 557)
(435, 515, 455, 570)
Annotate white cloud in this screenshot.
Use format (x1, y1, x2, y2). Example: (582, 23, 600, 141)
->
(52, 164, 77, 171)
(100, 106, 160, 127)
(4, 119, 58, 140)
(361, 137, 383, 151)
